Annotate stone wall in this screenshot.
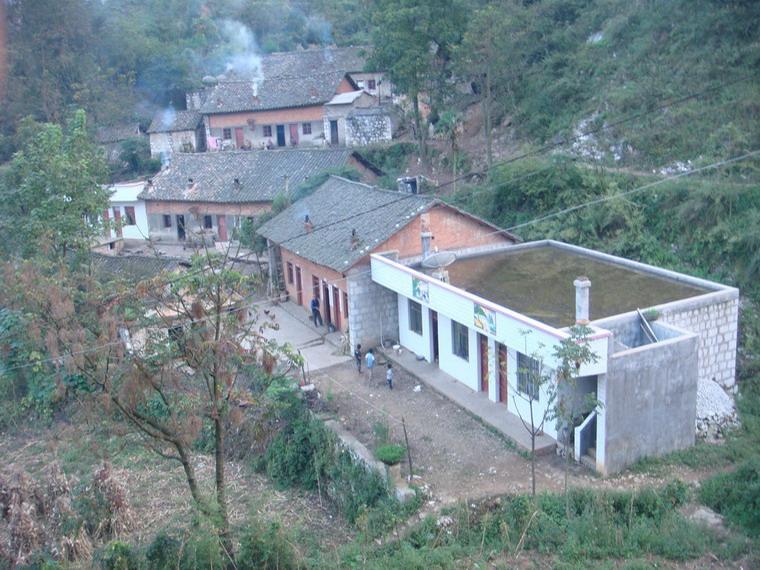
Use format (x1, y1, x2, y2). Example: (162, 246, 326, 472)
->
(345, 112, 392, 147)
(656, 291, 739, 391)
(347, 263, 399, 351)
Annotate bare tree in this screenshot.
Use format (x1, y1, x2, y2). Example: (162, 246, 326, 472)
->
(2, 244, 287, 558)
(513, 332, 556, 497)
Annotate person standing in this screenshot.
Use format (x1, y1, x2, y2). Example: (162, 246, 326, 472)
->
(365, 349, 375, 383)
(386, 363, 393, 390)
(310, 296, 323, 327)
(354, 343, 362, 372)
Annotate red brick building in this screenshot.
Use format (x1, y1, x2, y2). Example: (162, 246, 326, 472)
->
(258, 176, 519, 343)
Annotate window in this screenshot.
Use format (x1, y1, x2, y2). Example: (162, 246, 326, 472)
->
(263, 125, 272, 137)
(451, 320, 469, 361)
(517, 352, 541, 401)
(286, 262, 294, 285)
(222, 128, 232, 140)
(203, 215, 213, 229)
(408, 300, 423, 335)
(163, 215, 172, 228)
(367, 79, 377, 90)
(124, 206, 136, 226)
(302, 122, 312, 135)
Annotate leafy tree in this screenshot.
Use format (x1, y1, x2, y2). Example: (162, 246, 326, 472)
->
(369, 0, 467, 160)
(1, 110, 109, 259)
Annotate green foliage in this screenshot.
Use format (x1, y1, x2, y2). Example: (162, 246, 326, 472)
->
(96, 541, 139, 570)
(700, 457, 760, 536)
(237, 521, 299, 570)
(144, 532, 181, 570)
(116, 137, 160, 180)
(1, 110, 109, 259)
(176, 527, 225, 570)
(375, 444, 405, 465)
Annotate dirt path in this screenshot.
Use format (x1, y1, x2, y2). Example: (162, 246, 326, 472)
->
(313, 362, 714, 507)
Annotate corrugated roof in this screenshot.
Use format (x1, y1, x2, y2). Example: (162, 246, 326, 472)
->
(258, 176, 434, 271)
(147, 110, 203, 133)
(326, 90, 366, 105)
(140, 149, 353, 204)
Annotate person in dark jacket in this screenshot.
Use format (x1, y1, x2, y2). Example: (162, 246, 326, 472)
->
(354, 343, 362, 372)
(311, 296, 323, 327)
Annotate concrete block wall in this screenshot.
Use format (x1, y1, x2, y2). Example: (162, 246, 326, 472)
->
(656, 292, 739, 391)
(345, 113, 392, 147)
(347, 265, 398, 351)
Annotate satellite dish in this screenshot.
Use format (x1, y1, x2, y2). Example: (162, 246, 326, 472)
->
(421, 251, 457, 269)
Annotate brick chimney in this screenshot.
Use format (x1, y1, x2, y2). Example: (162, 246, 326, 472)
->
(233, 177, 242, 194)
(421, 231, 433, 259)
(574, 276, 591, 325)
(304, 214, 313, 233)
(350, 228, 360, 250)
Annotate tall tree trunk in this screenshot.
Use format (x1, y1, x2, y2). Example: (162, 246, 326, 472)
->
(412, 91, 427, 163)
(214, 413, 232, 559)
(484, 67, 493, 171)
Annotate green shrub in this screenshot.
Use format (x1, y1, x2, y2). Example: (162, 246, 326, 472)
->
(700, 457, 760, 536)
(178, 530, 225, 570)
(327, 450, 390, 524)
(237, 521, 298, 570)
(264, 414, 332, 490)
(144, 531, 180, 570)
(96, 541, 139, 570)
(375, 444, 405, 465)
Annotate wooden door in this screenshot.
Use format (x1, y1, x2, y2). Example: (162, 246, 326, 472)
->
(332, 286, 341, 330)
(430, 310, 439, 363)
(295, 267, 303, 305)
(479, 333, 489, 393)
(330, 120, 339, 145)
(289, 124, 299, 145)
(103, 209, 111, 239)
(322, 282, 332, 326)
(113, 209, 122, 237)
(498, 343, 508, 403)
(217, 215, 228, 241)
(176, 215, 186, 240)
(276, 125, 286, 147)
(234, 127, 244, 149)
(312, 276, 320, 300)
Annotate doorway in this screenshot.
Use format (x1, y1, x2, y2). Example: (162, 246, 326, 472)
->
(176, 215, 186, 240)
(312, 276, 320, 301)
(217, 215, 228, 241)
(430, 310, 439, 363)
(329, 120, 339, 145)
(289, 124, 299, 146)
(276, 125, 286, 147)
(234, 127, 244, 149)
(332, 286, 341, 330)
(322, 282, 332, 327)
(497, 342, 508, 403)
(295, 267, 303, 305)
(479, 333, 489, 393)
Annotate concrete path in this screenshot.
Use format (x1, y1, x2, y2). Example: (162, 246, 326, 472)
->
(259, 301, 351, 373)
(383, 348, 556, 454)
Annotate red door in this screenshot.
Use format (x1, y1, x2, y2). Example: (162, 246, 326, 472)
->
(479, 334, 489, 393)
(498, 343, 508, 402)
(113, 209, 122, 237)
(289, 124, 299, 145)
(332, 286, 341, 330)
(295, 267, 303, 305)
(234, 127, 244, 149)
(217, 215, 228, 241)
(322, 282, 331, 326)
(103, 209, 111, 239)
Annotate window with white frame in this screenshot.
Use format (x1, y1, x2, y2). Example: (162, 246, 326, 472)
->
(408, 299, 422, 335)
(517, 352, 541, 400)
(451, 320, 469, 360)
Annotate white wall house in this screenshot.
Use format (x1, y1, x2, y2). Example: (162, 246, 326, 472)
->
(370, 240, 739, 475)
(101, 180, 150, 245)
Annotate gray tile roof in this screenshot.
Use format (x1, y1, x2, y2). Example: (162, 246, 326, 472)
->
(147, 109, 203, 133)
(90, 253, 181, 284)
(257, 176, 435, 271)
(140, 149, 353, 204)
(96, 123, 143, 144)
(261, 46, 370, 77)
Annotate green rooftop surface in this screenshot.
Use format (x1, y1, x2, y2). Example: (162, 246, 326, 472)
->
(438, 245, 710, 328)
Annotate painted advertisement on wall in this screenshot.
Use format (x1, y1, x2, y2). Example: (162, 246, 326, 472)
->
(412, 277, 430, 303)
(474, 303, 497, 335)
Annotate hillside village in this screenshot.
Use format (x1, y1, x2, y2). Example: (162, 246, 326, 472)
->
(1, 1, 759, 568)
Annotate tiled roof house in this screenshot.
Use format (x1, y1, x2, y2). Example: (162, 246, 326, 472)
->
(258, 175, 518, 340)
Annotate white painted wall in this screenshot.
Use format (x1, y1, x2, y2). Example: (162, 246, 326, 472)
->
(110, 201, 149, 240)
(398, 295, 431, 361)
(437, 314, 479, 391)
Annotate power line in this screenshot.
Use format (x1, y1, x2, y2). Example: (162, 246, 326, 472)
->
(435, 74, 754, 190)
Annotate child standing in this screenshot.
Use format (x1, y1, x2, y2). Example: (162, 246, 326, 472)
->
(365, 349, 375, 383)
(386, 362, 393, 390)
(354, 343, 362, 373)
